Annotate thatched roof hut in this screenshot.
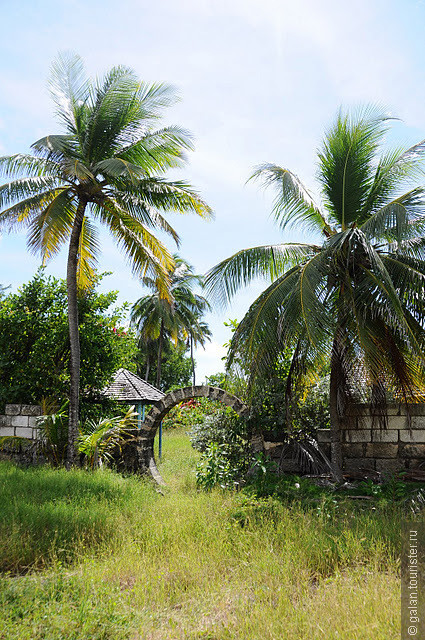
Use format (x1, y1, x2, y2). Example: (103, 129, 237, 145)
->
(104, 368, 164, 404)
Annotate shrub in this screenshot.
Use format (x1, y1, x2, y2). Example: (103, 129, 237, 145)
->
(191, 407, 252, 489)
(0, 270, 138, 417)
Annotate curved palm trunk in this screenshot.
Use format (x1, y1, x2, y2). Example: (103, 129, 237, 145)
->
(145, 354, 151, 382)
(155, 320, 164, 389)
(329, 327, 344, 483)
(190, 333, 195, 385)
(66, 199, 87, 468)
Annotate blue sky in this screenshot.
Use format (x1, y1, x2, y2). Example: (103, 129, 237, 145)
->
(1, 0, 425, 381)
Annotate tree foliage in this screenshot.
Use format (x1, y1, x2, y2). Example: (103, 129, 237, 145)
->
(0, 52, 212, 464)
(0, 270, 137, 411)
(206, 106, 425, 479)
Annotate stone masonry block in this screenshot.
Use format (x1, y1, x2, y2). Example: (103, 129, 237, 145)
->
(209, 388, 220, 401)
(386, 405, 402, 416)
(172, 388, 185, 402)
(20, 405, 41, 416)
(0, 427, 15, 437)
(14, 427, 33, 439)
(344, 458, 376, 471)
(10, 416, 29, 428)
(372, 429, 399, 443)
(375, 458, 405, 473)
(316, 429, 333, 443)
(198, 386, 209, 397)
(400, 444, 425, 458)
(400, 430, 425, 443)
(345, 430, 371, 443)
(342, 443, 365, 458)
(402, 404, 425, 416)
(407, 458, 425, 470)
(11, 415, 29, 428)
(387, 416, 408, 430)
(341, 417, 357, 429)
(346, 404, 370, 417)
(28, 416, 40, 428)
(411, 417, 425, 430)
(0, 415, 7, 428)
(5, 404, 21, 416)
(32, 428, 41, 440)
(365, 443, 398, 458)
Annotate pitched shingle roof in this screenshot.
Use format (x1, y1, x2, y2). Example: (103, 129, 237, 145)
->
(103, 368, 164, 403)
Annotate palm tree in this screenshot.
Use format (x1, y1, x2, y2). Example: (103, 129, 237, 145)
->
(188, 317, 212, 385)
(0, 53, 211, 466)
(206, 106, 425, 481)
(131, 255, 211, 388)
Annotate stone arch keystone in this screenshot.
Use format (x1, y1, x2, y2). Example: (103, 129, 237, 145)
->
(137, 385, 250, 484)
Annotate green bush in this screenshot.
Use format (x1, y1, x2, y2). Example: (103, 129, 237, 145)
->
(191, 407, 252, 489)
(0, 270, 138, 417)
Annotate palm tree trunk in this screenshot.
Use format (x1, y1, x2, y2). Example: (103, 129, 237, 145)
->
(66, 199, 87, 468)
(329, 327, 344, 483)
(156, 320, 164, 389)
(190, 333, 195, 385)
(145, 354, 150, 382)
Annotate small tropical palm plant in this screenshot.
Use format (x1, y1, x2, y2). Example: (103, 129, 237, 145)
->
(78, 405, 138, 469)
(0, 53, 211, 466)
(206, 106, 425, 480)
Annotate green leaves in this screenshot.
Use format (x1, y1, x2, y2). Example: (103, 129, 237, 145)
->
(209, 105, 425, 410)
(250, 163, 332, 235)
(205, 243, 320, 308)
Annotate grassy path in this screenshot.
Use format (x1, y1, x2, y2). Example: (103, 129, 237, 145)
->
(0, 428, 402, 639)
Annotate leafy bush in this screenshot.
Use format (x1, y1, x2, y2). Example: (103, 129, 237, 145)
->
(0, 270, 138, 416)
(191, 407, 252, 489)
(195, 442, 245, 490)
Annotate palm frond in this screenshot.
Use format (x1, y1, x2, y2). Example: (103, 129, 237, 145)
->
(205, 243, 320, 308)
(94, 201, 173, 298)
(0, 154, 62, 178)
(49, 51, 90, 135)
(0, 189, 62, 231)
(250, 163, 332, 236)
(360, 187, 425, 242)
(318, 105, 392, 228)
(77, 216, 100, 289)
(114, 178, 213, 218)
(26, 188, 76, 260)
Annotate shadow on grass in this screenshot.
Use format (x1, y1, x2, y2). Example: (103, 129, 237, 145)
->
(0, 461, 156, 574)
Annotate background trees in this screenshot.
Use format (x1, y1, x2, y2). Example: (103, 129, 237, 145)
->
(206, 106, 425, 479)
(0, 53, 211, 464)
(131, 255, 211, 389)
(0, 270, 137, 415)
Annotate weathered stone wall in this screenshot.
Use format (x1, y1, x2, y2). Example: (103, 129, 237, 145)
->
(0, 404, 42, 440)
(317, 404, 425, 473)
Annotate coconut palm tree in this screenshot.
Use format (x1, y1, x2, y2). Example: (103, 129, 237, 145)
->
(188, 317, 212, 385)
(131, 255, 211, 387)
(0, 53, 211, 466)
(206, 106, 425, 480)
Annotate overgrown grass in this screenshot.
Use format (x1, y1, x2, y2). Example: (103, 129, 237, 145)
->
(0, 428, 414, 639)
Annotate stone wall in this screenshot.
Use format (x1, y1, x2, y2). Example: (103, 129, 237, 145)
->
(0, 404, 42, 441)
(317, 404, 425, 473)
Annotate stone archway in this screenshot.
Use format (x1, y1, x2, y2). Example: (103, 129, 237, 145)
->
(137, 385, 250, 484)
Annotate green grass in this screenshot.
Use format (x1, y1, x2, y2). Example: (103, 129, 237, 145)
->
(0, 427, 412, 639)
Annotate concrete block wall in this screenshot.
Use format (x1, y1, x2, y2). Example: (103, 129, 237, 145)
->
(0, 404, 42, 441)
(317, 404, 425, 472)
